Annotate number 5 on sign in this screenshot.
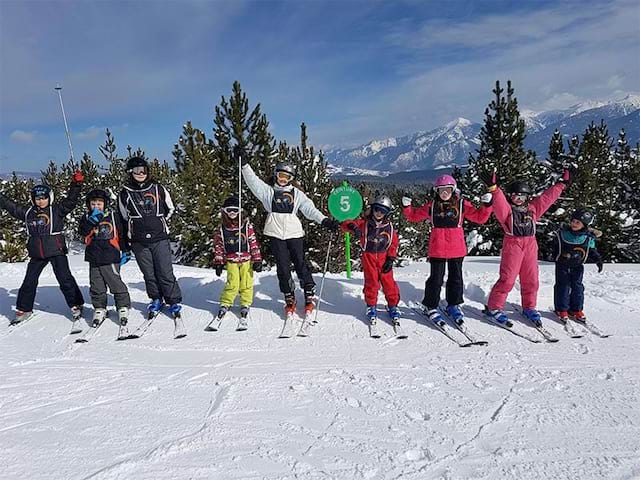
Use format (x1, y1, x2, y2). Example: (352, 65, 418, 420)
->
(328, 183, 363, 278)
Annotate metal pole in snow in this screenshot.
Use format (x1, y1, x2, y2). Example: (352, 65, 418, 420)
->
(54, 84, 76, 167)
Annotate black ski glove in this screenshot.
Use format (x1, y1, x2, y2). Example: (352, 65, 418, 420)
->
(252, 261, 262, 272)
(215, 265, 224, 277)
(382, 257, 395, 273)
(321, 218, 340, 231)
(233, 145, 249, 166)
(479, 170, 498, 192)
(346, 222, 361, 240)
(597, 261, 604, 273)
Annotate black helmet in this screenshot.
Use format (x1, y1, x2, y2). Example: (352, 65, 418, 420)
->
(507, 181, 532, 195)
(222, 195, 240, 209)
(371, 194, 392, 215)
(571, 208, 594, 227)
(126, 156, 149, 172)
(31, 184, 53, 205)
(86, 189, 110, 209)
(274, 161, 296, 179)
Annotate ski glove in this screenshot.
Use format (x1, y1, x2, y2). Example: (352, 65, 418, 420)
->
(215, 265, 224, 277)
(401, 197, 412, 207)
(346, 222, 362, 240)
(480, 192, 493, 206)
(252, 261, 262, 272)
(382, 257, 395, 274)
(233, 145, 249, 166)
(120, 251, 132, 266)
(88, 208, 104, 225)
(321, 218, 340, 231)
(560, 169, 571, 184)
(597, 261, 604, 273)
(72, 170, 85, 184)
(479, 171, 497, 192)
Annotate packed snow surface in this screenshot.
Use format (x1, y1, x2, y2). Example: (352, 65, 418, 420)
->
(1, 255, 639, 480)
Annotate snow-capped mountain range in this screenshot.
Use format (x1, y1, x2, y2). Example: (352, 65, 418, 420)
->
(325, 94, 640, 173)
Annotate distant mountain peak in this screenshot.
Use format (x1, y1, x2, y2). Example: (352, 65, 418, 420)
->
(445, 117, 473, 129)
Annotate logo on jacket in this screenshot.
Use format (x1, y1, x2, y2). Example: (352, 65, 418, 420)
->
(138, 192, 157, 214)
(97, 221, 114, 236)
(275, 192, 294, 206)
(35, 213, 50, 226)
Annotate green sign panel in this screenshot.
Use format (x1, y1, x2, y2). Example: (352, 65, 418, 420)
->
(328, 184, 363, 221)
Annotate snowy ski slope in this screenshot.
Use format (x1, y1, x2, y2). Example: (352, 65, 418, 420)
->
(1, 255, 639, 480)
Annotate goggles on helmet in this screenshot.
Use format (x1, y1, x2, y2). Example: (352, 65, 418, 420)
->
(372, 204, 390, 216)
(276, 171, 293, 182)
(131, 166, 147, 175)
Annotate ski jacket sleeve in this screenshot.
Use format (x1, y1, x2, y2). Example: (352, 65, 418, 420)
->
(340, 218, 365, 233)
(489, 188, 511, 227)
(160, 184, 175, 220)
(117, 190, 131, 242)
(0, 192, 28, 220)
(213, 227, 225, 266)
(403, 201, 432, 223)
(242, 164, 274, 211)
(296, 189, 327, 224)
(530, 182, 565, 220)
(388, 226, 399, 258)
(59, 182, 82, 215)
(462, 199, 492, 224)
(78, 214, 95, 238)
(247, 222, 262, 263)
(114, 211, 130, 251)
(586, 237, 602, 264)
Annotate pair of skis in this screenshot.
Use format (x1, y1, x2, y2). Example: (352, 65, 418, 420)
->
(118, 309, 186, 341)
(408, 302, 487, 347)
(279, 307, 315, 338)
(368, 310, 408, 339)
(205, 310, 249, 332)
(547, 308, 610, 339)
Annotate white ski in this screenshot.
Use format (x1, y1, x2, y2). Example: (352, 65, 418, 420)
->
(408, 303, 472, 347)
(573, 316, 610, 338)
(236, 316, 248, 331)
(392, 320, 408, 339)
(482, 308, 542, 343)
(173, 315, 187, 339)
(547, 308, 584, 338)
(439, 307, 487, 346)
(279, 313, 297, 338)
(205, 316, 224, 332)
(121, 311, 159, 340)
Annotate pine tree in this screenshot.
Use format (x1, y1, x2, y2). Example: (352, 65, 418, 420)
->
(0, 174, 34, 262)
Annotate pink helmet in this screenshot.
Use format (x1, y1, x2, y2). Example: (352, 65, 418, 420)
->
(434, 174, 457, 189)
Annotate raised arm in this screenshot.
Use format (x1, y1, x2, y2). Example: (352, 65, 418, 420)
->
(402, 201, 432, 223)
(462, 199, 492, 225)
(530, 182, 565, 220)
(0, 192, 28, 220)
(241, 164, 274, 209)
(59, 181, 83, 215)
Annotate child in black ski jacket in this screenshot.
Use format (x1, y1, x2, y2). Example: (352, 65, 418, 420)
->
(79, 189, 132, 328)
(0, 170, 85, 324)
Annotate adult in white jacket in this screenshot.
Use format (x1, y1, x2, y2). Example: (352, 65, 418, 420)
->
(240, 150, 339, 314)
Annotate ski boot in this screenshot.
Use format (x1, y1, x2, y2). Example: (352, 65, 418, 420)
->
(169, 303, 182, 319)
(240, 306, 249, 319)
(147, 299, 162, 319)
(71, 305, 84, 321)
(483, 307, 513, 327)
(12, 310, 35, 325)
(217, 305, 230, 320)
(445, 304, 464, 326)
(366, 305, 378, 323)
(522, 308, 542, 327)
(426, 308, 446, 328)
(387, 305, 400, 322)
(569, 310, 586, 322)
(237, 305, 250, 331)
(284, 293, 296, 316)
(117, 307, 130, 339)
(91, 308, 107, 328)
(304, 288, 316, 317)
(554, 310, 569, 322)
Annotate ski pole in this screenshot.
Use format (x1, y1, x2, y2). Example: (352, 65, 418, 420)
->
(313, 232, 335, 324)
(238, 147, 242, 255)
(54, 84, 77, 168)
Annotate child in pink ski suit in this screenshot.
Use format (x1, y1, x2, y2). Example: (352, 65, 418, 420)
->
(484, 170, 569, 326)
(402, 174, 492, 326)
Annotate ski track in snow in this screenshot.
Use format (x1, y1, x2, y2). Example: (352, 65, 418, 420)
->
(0, 255, 639, 479)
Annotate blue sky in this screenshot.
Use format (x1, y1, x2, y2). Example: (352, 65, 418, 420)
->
(1, 0, 638, 172)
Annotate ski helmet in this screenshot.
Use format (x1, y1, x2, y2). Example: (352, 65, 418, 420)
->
(31, 184, 53, 205)
(85, 189, 110, 209)
(371, 194, 392, 216)
(126, 156, 149, 173)
(434, 174, 457, 189)
(222, 195, 240, 209)
(273, 161, 296, 183)
(507, 181, 532, 195)
(571, 208, 594, 227)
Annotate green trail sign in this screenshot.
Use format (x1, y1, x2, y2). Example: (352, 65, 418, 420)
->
(328, 183, 363, 278)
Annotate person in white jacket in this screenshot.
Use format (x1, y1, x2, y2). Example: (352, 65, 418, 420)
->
(239, 149, 339, 315)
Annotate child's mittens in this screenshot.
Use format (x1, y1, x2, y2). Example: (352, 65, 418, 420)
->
(88, 208, 104, 225)
(382, 257, 395, 273)
(480, 192, 493, 206)
(401, 197, 412, 207)
(120, 251, 131, 266)
(72, 170, 85, 184)
(597, 261, 604, 273)
(215, 265, 224, 277)
(346, 222, 362, 240)
(252, 261, 262, 272)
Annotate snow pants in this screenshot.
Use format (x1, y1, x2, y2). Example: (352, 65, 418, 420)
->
(487, 236, 539, 310)
(362, 252, 400, 307)
(554, 263, 585, 312)
(131, 239, 182, 304)
(17, 255, 84, 312)
(422, 257, 464, 309)
(269, 237, 315, 294)
(219, 261, 254, 307)
(89, 263, 131, 310)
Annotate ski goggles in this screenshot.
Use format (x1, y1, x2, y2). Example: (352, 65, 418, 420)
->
(130, 166, 148, 175)
(435, 186, 454, 193)
(372, 204, 390, 215)
(222, 206, 240, 216)
(510, 193, 528, 201)
(276, 171, 294, 182)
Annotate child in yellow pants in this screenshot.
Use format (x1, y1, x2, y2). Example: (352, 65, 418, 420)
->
(213, 196, 262, 321)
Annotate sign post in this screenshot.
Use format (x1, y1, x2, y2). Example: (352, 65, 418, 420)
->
(328, 182, 363, 278)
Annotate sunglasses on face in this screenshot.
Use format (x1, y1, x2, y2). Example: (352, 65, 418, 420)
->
(276, 171, 293, 182)
(131, 167, 147, 175)
(373, 205, 390, 215)
(511, 193, 528, 201)
(222, 207, 240, 216)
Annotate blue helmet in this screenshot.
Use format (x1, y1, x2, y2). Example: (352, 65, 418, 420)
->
(31, 185, 53, 205)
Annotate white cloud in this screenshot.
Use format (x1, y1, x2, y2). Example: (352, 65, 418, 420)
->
(9, 130, 38, 143)
(74, 126, 103, 140)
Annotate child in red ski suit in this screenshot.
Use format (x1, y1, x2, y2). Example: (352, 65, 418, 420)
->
(342, 195, 400, 323)
(402, 174, 492, 326)
(483, 170, 569, 326)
